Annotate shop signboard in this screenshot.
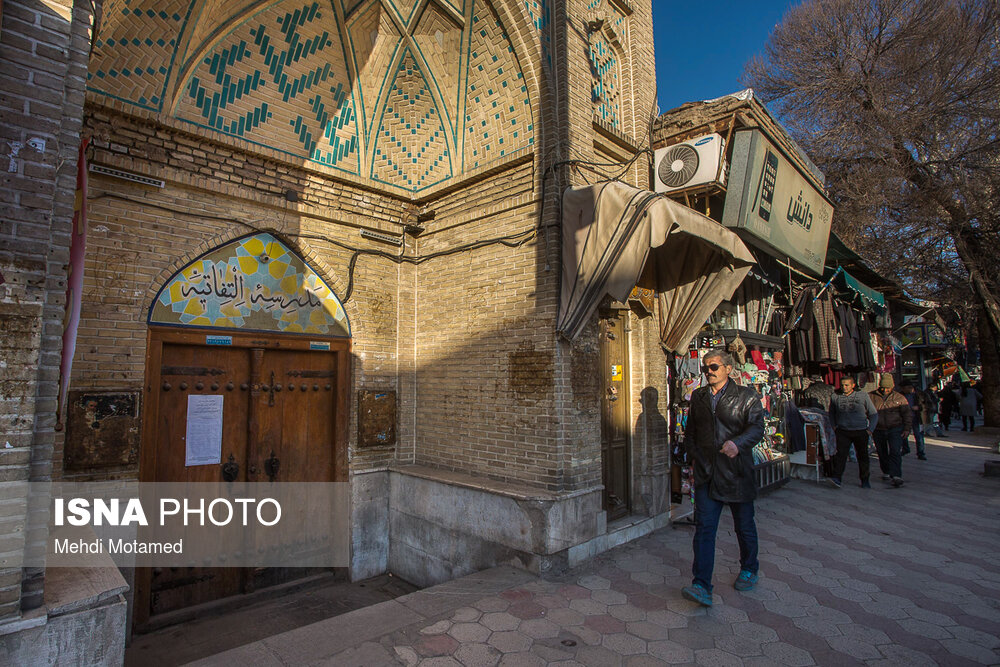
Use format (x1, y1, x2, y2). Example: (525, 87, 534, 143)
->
(926, 325, 946, 346)
(722, 129, 834, 276)
(900, 324, 926, 348)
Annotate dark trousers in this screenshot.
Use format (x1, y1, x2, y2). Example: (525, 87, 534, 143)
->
(833, 428, 870, 481)
(872, 427, 903, 478)
(912, 417, 926, 457)
(962, 415, 975, 431)
(692, 483, 758, 593)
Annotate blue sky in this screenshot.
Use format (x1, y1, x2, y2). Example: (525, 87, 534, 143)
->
(652, 2, 798, 114)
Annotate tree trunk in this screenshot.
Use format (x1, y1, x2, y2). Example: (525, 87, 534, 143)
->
(976, 308, 1000, 428)
(892, 144, 1000, 369)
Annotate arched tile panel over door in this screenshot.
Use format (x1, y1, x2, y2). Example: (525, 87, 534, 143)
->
(136, 232, 351, 627)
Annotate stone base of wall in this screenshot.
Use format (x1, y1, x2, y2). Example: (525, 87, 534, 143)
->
(351, 469, 391, 582)
(0, 566, 128, 666)
(387, 465, 605, 588)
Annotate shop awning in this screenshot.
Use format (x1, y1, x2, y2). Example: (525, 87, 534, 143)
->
(825, 266, 886, 312)
(558, 182, 755, 353)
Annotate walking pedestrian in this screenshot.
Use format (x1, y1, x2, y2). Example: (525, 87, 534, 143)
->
(869, 374, 911, 487)
(938, 384, 956, 430)
(923, 387, 946, 438)
(899, 382, 927, 460)
(828, 376, 878, 488)
(959, 383, 982, 432)
(681, 349, 765, 607)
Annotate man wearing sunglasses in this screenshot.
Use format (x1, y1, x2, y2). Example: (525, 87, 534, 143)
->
(681, 349, 765, 607)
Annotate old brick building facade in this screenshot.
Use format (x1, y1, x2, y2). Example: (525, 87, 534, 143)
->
(1, 0, 678, 659)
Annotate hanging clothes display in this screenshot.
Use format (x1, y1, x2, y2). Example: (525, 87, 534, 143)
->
(786, 285, 840, 369)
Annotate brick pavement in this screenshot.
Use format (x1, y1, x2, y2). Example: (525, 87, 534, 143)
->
(194, 426, 1000, 666)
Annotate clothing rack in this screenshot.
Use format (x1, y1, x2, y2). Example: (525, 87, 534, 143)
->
(781, 266, 843, 338)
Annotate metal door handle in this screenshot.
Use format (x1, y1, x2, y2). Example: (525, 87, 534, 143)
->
(221, 454, 239, 482)
(264, 451, 280, 481)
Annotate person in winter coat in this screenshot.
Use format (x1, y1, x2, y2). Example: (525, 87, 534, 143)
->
(923, 387, 946, 437)
(682, 349, 765, 607)
(899, 382, 927, 460)
(828, 376, 879, 488)
(938, 385, 957, 430)
(959, 383, 982, 432)
(869, 374, 911, 487)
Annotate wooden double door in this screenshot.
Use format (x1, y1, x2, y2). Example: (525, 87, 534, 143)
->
(137, 327, 349, 627)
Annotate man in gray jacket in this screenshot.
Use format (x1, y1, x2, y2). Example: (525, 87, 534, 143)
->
(828, 376, 878, 488)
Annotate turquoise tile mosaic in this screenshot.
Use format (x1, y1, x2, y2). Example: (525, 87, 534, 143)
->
(90, 0, 537, 193)
(371, 49, 453, 190)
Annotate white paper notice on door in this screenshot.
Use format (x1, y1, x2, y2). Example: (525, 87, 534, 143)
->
(185, 394, 224, 466)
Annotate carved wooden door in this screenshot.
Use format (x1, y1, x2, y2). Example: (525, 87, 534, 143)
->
(138, 328, 349, 628)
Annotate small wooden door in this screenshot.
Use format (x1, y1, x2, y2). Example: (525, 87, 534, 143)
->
(599, 312, 630, 521)
(137, 327, 349, 627)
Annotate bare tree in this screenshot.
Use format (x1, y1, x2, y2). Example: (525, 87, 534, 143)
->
(744, 0, 1000, 424)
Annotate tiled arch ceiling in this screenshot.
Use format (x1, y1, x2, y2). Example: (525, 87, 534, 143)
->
(88, 0, 535, 195)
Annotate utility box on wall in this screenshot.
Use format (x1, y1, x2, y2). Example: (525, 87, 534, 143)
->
(64, 391, 141, 470)
(358, 390, 396, 448)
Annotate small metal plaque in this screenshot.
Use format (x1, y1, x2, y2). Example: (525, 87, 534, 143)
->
(358, 390, 396, 448)
(64, 391, 141, 470)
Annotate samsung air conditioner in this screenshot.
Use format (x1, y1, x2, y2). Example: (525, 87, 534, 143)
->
(653, 133, 727, 193)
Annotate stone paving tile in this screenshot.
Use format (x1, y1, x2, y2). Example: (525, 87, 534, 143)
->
(454, 642, 500, 666)
(761, 641, 816, 666)
(938, 638, 1000, 664)
(575, 645, 625, 665)
(603, 632, 647, 656)
(418, 657, 462, 667)
(214, 431, 1000, 667)
(448, 622, 491, 643)
(498, 651, 545, 667)
(488, 631, 532, 653)
(647, 639, 695, 663)
(713, 634, 764, 658)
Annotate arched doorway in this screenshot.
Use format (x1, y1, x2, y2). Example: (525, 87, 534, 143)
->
(135, 232, 351, 628)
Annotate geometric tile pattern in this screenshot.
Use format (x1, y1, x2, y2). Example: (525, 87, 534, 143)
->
(524, 0, 551, 67)
(87, 0, 189, 111)
(371, 49, 453, 190)
(149, 232, 350, 336)
(464, 0, 533, 169)
(175, 0, 361, 173)
(411, 1, 464, 140)
(587, 0, 627, 131)
(87, 0, 535, 194)
(346, 1, 401, 139)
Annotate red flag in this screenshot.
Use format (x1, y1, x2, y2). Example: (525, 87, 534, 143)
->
(56, 138, 88, 430)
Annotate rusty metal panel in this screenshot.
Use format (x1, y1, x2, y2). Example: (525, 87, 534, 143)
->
(358, 390, 396, 448)
(64, 391, 140, 470)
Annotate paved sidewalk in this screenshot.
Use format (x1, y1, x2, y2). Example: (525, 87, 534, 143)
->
(194, 428, 1000, 666)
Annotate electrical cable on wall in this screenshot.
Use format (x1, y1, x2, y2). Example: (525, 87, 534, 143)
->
(87, 192, 536, 304)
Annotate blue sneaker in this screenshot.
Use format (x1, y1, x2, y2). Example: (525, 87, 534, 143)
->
(681, 583, 713, 606)
(733, 569, 758, 591)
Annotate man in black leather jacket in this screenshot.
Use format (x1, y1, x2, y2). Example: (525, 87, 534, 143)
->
(681, 349, 766, 606)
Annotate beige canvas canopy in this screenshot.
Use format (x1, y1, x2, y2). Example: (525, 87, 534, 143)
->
(557, 181, 755, 353)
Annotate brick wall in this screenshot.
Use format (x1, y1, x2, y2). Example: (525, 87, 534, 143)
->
(43, 0, 662, 563)
(411, 161, 561, 487)
(0, 0, 94, 619)
(69, 109, 415, 478)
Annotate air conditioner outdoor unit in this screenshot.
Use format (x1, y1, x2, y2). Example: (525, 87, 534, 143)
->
(653, 133, 727, 193)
